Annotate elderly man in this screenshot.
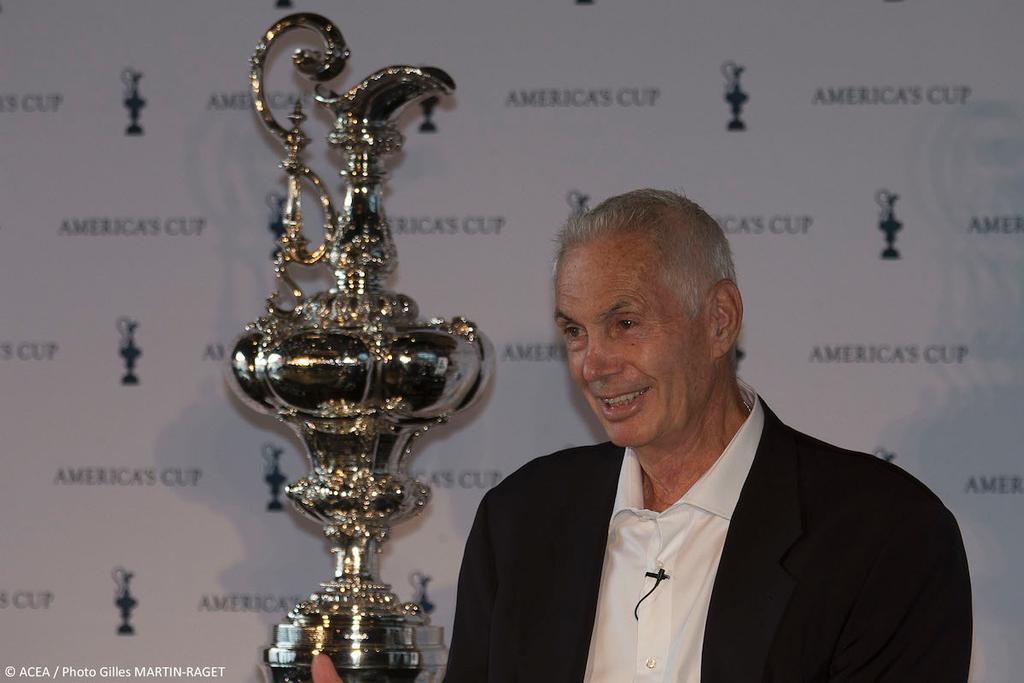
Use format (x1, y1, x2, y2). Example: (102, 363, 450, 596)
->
(316, 189, 972, 682)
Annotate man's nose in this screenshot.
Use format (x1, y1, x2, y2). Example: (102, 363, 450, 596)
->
(581, 338, 620, 383)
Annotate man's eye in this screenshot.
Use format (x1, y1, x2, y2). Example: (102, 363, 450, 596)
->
(618, 319, 635, 330)
(563, 326, 581, 338)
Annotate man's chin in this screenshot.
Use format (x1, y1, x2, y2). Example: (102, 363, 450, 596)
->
(601, 426, 646, 449)
(592, 409, 651, 448)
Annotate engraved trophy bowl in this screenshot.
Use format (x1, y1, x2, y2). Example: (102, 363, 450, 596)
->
(228, 13, 492, 683)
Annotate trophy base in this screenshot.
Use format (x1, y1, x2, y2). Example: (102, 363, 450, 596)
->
(727, 120, 746, 131)
(263, 614, 445, 683)
(881, 248, 901, 260)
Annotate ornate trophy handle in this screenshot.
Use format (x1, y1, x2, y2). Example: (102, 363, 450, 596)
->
(266, 115, 341, 315)
(250, 13, 350, 144)
(281, 160, 339, 267)
(249, 15, 346, 276)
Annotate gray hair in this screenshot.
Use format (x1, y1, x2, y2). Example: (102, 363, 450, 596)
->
(555, 188, 736, 315)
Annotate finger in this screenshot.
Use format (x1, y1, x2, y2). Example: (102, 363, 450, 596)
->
(311, 653, 344, 683)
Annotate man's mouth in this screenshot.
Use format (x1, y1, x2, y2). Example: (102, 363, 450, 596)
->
(599, 388, 649, 408)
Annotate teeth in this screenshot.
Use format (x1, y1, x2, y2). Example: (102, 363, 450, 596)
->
(603, 389, 644, 407)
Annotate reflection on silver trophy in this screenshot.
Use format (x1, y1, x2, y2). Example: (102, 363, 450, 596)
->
(228, 13, 492, 683)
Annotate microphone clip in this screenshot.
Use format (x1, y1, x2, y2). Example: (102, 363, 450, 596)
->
(634, 567, 670, 620)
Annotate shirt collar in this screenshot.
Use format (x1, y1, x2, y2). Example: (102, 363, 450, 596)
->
(610, 380, 765, 521)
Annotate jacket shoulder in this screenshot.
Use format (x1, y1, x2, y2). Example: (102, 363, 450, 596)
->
(787, 426, 954, 523)
(484, 442, 622, 510)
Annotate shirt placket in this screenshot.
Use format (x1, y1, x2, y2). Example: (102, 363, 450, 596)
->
(634, 513, 671, 681)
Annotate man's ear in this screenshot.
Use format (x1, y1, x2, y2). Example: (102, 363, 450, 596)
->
(706, 280, 743, 360)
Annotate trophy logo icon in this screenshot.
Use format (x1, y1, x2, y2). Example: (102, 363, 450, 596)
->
(418, 96, 439, 133)
(276, 0, 293, 7)
(722, 61, 748, 131)
(567, 190, 590, 217)
(263, 443, 287, 511)
(121, 68, 146, 136)
(410, 572, 435, 615)
(876, 189, 902, 259)
(266, 191, 287, 258)
(117, 317, 141, 385)
(112, 567, 137, 635)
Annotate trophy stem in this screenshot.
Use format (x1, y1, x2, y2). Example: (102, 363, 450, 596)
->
(330, 533, 381, 584)
(329, 178, 396, 296)
(342, 150, 385, 183)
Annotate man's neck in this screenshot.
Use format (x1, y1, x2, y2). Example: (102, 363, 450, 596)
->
(637, 379, 750, 512)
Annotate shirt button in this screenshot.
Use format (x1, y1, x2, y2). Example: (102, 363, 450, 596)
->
(645, 657, 657, 669)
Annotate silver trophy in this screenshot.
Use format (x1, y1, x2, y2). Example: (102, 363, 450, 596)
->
(229, 13, 492, 683)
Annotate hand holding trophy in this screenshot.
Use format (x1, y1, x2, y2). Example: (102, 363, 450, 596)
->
(312, 655, 344, 683)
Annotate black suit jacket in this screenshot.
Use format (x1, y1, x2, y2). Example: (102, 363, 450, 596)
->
(445, 405, 972, 682)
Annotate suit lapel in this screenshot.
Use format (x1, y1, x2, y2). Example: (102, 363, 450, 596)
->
(702, 405, 803, 682)
(518, 442, 623, 683)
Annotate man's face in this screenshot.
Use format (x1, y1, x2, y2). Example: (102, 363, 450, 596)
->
(555, 233, 715, 452)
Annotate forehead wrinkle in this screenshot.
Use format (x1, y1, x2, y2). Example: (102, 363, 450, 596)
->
(597, 299, 635, 322)
(557, 276, 651, 323)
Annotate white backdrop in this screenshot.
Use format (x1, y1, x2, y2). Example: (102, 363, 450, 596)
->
(1, 1, 1022, 681)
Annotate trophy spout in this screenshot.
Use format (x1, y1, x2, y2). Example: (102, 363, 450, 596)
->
(320, 66, 455, 178)
(324, 65, 455, 125)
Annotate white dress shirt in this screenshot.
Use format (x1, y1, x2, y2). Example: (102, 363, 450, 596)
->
(583, 383, 764, 682)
